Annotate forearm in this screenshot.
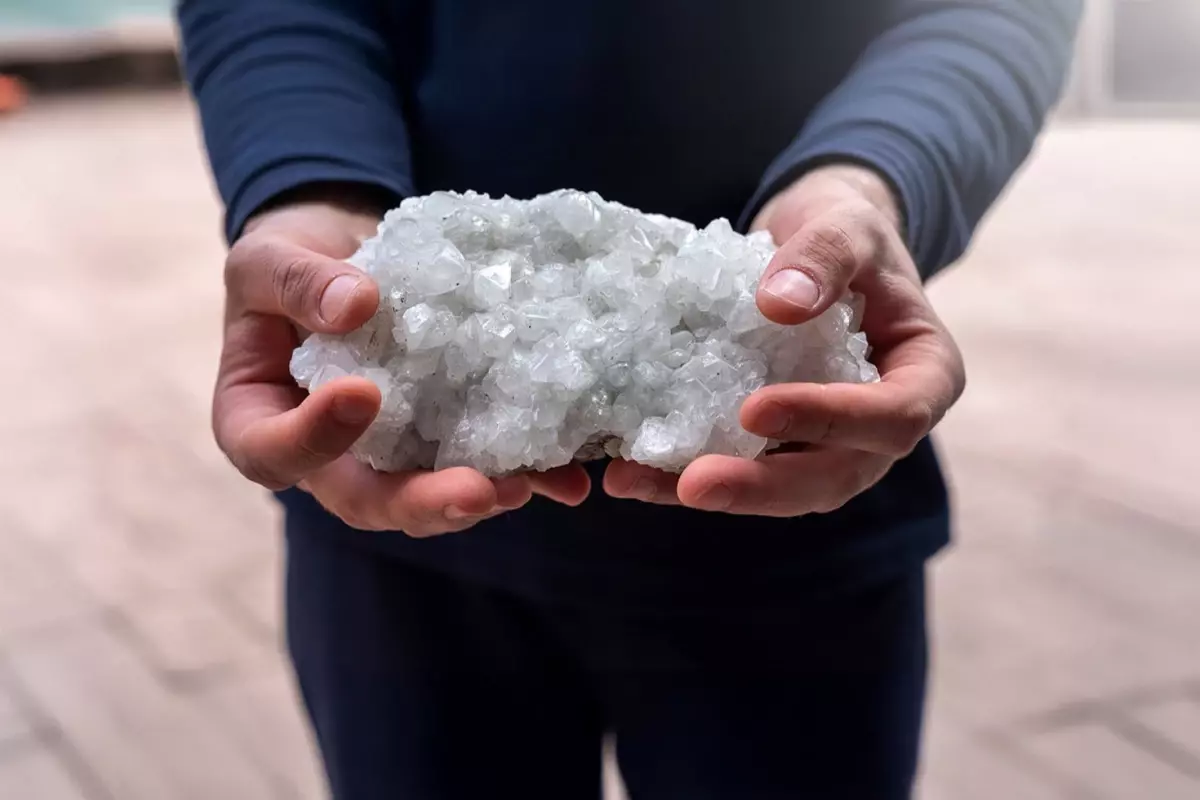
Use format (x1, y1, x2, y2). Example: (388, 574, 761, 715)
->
(742, 0, 1083, 276)
(178, 0, 415, 243)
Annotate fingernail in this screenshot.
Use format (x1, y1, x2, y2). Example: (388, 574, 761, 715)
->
(629, 478, 656, 501)
(443, 505, 474, 520)
(764, 269, 820, 311)
(332, 396, 375, 425)
(319, 275, 362, 323)
(757, 401, 791, 437)
(694, 483, 733, 511)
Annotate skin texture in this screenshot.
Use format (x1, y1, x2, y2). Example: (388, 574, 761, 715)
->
(214, 166, 965, 533)
(213, 189, 590, 536)
(603, 164, 967, 517)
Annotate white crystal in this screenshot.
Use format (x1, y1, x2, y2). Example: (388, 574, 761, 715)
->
(401, 303, 456, 351)
(472, 262, 512, 308)
(291, 190, 880, 475)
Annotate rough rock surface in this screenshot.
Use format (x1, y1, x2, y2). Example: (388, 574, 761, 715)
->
(291, 190, 878, 475)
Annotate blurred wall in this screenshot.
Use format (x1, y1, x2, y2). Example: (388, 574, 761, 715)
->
(0, 1, 169, 29)
(1113, 0, 1200, 103)
(1063, 0, 1200, 115)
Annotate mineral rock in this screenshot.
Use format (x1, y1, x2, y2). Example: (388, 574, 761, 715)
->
(291, 190, 879, 475)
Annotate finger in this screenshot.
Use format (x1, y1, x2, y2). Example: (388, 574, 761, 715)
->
(388, 466, 504, 530)
(493, 474, 535, 509)
(216, 375, 380, 490)
(529, 464, 592, 506)
(740, 360, 953, 457)
(602, 459, 682, 506)
(756, 206, 881, 325)
(226, 237, 379, 333)
(677, 449, 893, 517)
(307, 460, 506, 536)
(746, 249, 965, 457)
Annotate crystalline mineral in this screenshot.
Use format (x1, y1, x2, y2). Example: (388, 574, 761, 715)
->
(291, 190, 879, 475)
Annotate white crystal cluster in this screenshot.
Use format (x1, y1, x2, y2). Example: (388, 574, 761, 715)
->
(291, 190, 878, 475)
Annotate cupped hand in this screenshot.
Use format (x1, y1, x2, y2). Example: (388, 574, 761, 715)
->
(214, 193, 590, 536)
(604, 164, 965, 516)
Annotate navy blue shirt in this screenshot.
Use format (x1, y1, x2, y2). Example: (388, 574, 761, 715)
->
(179, 0, 1080, 609)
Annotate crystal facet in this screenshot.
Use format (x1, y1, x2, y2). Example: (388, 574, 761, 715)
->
(291, 190, 880, 475)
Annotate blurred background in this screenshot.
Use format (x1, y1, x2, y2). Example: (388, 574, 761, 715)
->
(1, 1, 1198, 798)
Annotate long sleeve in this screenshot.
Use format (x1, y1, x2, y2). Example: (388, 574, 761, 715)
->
(739, 0, 1083, 277)
(177, 0, 415, 242)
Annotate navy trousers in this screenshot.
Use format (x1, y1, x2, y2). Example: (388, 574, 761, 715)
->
(285, 527, 928, 800)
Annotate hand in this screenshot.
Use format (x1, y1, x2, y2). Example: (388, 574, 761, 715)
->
(214, 189, 590, 535)
(604, 164, 966, 516)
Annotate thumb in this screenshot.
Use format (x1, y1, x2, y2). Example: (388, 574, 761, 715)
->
(756, 212, 872, 326)
(226, 238, 379, 334)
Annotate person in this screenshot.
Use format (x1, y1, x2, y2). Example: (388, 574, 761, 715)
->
(178, 2, 1081, 797)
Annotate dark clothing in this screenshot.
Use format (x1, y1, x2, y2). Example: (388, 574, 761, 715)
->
(179, 2, 1079, 796)
(287, 521, 928, 800)
(180, 0, 1080, 611)
(181, 0, 1081, 274)
(277, 444, 946, 613)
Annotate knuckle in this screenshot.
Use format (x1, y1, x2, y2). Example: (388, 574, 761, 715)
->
(224, 237, 272, 292)
(325, 492, 384, 531)
(218, 423, 299, 492)
(786, 412, 833, 447)
(810, 407, 836, 447)
(337, 510, 378, 531)
(814, 495, 851, 515)
(390, 496, 443, 537)
(232, 453, 291, 492)
(776, 387, 834, 445)
(331, 504, 377, 531)
(803, 223, 859, 277)
(891, 400, 934, 455)
(271, 252, 323, 317)
(810, 486, 850, 515)
(766, 496, 802, 518)
(294, 436, 336, 469)
(748, 475, 803, 518)
(403, 520, 442, 538)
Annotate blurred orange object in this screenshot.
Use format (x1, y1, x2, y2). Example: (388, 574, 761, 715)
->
(0, 75, 27, 114)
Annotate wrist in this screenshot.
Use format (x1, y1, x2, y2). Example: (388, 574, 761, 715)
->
(243, 181, 392, 239)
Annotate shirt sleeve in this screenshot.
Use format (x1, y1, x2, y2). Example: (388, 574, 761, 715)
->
(177, 0, 415, 243)
(739, 0, 1083, 277)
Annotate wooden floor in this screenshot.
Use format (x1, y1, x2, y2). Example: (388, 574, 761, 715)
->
(1, 92, 1198, 799)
